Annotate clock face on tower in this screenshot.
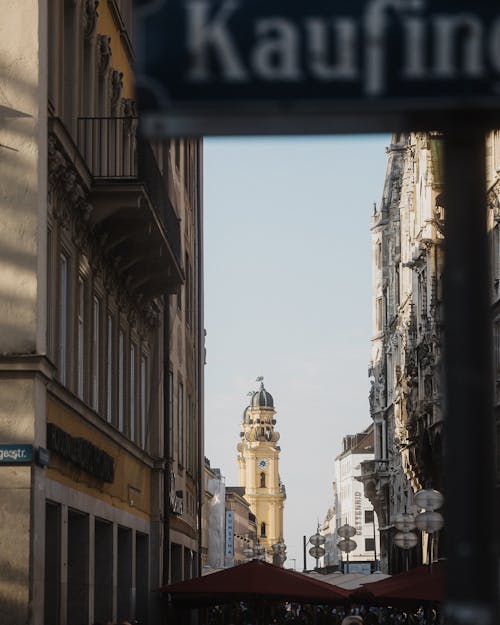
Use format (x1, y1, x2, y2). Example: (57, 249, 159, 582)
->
(258, 458, 269, 469)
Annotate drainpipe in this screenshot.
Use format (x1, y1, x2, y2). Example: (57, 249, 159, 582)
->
(196, 140, 205, 576)
(163, 299, 171, 586)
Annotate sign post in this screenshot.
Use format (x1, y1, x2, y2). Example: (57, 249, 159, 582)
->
(443, 127, 498, 625)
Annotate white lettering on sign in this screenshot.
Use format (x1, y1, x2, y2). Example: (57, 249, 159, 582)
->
(0, 448, 29, 462)
(225, 511, 235, 557)
(184, 0, 500, 96)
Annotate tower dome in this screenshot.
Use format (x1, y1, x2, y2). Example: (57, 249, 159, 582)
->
(243, 405, 251, 423)
(251, 381, 274, 409)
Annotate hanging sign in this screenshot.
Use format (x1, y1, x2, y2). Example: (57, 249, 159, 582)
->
(136, 0, 500, 135)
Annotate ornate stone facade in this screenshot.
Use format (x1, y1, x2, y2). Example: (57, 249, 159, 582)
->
(360, 131, 500, 573)
(360, 133, 445, 573)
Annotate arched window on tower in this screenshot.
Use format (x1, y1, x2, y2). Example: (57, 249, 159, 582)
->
(260, 472, 266, 488)
(261, 522, 266, 537)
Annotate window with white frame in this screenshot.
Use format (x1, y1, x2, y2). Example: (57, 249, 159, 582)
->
(118, 330, 125, 432)
(140, 354, 148, 449)
(77, 276, 86, 399)
(178, 381, 184, 465)
(92, 295, 101, 411)
(130, 343, 136, 442)
(169, 370, 174, 458)
(58, 253, 69, 385)
(106, 314, 114, 423)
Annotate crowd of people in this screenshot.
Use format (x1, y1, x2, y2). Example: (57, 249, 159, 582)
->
(204, 602, 440, 625)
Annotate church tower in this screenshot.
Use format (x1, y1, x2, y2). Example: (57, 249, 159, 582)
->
(237, 379, 286, 564)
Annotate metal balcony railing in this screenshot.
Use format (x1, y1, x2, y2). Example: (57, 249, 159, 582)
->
(78, 117, 181, 263)
(360, 459, 389, 478)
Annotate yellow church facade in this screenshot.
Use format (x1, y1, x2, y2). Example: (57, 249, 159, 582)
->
(237, 380, 286, 563)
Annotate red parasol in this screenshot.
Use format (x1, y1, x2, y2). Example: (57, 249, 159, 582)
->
(162, 559, 351, 606)
(349, 561, 445, 607)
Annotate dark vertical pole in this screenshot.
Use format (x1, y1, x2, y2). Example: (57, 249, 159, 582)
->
(443, 129, 498, 624)
(303, 535, 307, 572)
(163, 300, 171, 588)
(373, 515, 378, 571)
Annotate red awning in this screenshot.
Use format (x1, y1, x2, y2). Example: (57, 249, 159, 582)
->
(162, 559, 351, 606)
(350, 561, 445, 607)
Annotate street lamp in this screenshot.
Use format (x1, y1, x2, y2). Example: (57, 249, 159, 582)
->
(414, 488, 444, 575)
(337, 523, 357, 574)
(271, 541, 287, 567)
(393, 512, 418, 571)
(308, 527, 326, 571)
(243, 539, 266, 562)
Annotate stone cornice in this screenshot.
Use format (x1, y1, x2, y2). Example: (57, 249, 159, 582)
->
(0, 354, 55, 381)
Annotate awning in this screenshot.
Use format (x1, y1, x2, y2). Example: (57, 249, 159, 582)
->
(162, 559, 351, 607)
(349, 561, 445, 606)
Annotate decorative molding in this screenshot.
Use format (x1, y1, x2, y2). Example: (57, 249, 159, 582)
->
(48, 133, 161, 331)
(97, 34, 112, 75)
(84, 0, 99, 40)
(110, 69, 124, 113)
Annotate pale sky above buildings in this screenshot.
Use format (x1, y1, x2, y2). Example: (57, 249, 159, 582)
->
(203, 135, 390, 570)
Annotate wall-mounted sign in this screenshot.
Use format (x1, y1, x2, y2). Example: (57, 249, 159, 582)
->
(46, 424, 115, 483)
(36, 447, 51, 467)
(0, 444, 33, 464)
(224, 510, 234, 562)
(136, 0, 500, 135)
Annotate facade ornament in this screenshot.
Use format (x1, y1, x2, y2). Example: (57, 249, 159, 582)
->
(122, 97, 137, 118)
(84, 0, 99, 40)
(110, 70, 124, 113)
(97, 34, 112, 75)
(488, 180, 500, 223)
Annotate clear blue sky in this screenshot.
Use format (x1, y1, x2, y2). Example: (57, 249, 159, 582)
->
(203, 135, 390, 570)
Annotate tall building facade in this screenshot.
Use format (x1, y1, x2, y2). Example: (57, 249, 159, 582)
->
(1, 2, 203, 624)
(359, 133, 444, 573)
(237, 380, 286, 562)
(359, 132, 500, 572)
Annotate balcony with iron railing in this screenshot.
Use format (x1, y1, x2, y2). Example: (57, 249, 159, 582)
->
(359, 459, 390, 480)
(77, 117, 183, 299)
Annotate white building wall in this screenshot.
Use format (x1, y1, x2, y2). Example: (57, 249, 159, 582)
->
(335, 449, 380, 569)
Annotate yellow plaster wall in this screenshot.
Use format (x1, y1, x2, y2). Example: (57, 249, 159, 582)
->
(97, 2, 134, 99)
(46, 396, 150, 519)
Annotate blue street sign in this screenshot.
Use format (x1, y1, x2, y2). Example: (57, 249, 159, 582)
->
(135, 0, 500, 135)
(0, 444, 34, 464)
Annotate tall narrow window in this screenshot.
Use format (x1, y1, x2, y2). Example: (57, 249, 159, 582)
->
(130, 343, 136, 442)
(47, 229, 54, 359)
(92, 296, 101, 411)
(376, 297, 383, 332)
(186, 394, 192, 471)
(118, 331, 124, 432)
(77, 277, 85, 398)
(169, 371, 174, 458)
(260, 472, 266, 488)
(106, 314, 114, 423)
(140, 354, 148, 449)
(58, 254, 68, 385)
(261, 522, 266, 537)
(178, 382, 184, 465)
